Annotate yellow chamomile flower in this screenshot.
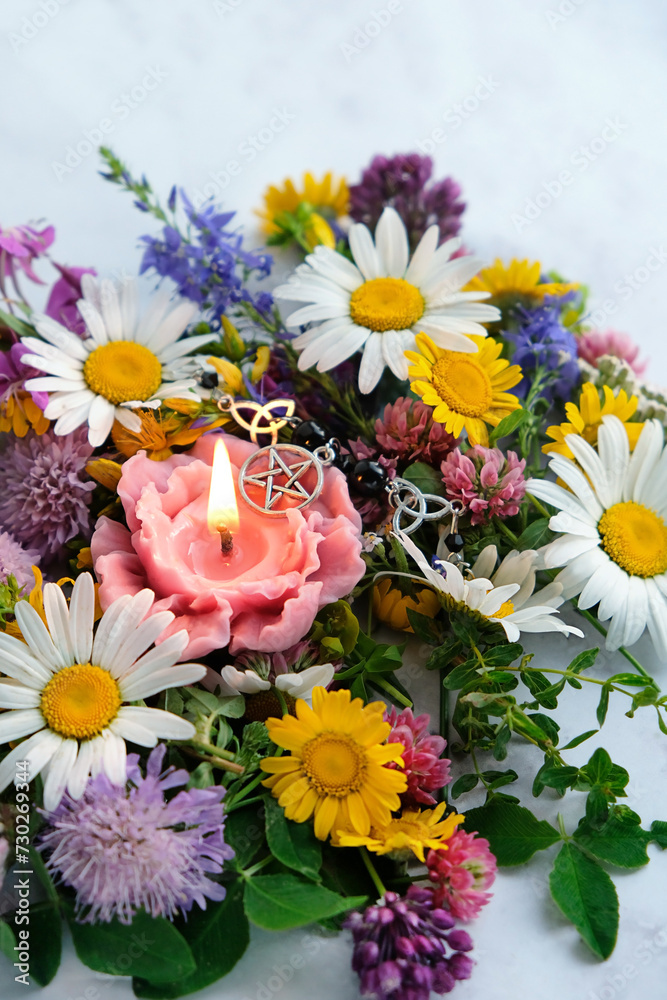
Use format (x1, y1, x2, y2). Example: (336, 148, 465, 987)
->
(258, 172, 349, 235)
(543, 382, 643, 459)
(372, 578, 440, 632)
(335, 802, 464, 862)
(465, 258, 578, 303)
(260, 686, 407, 841)
(406, 332, 522, 447)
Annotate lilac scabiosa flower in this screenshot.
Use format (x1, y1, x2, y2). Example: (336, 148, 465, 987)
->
(0, 427, 95, 562)
(0, 530, 40, 589)
(441, 446, 527, 526)
(345, 886, 474, 1000)
(427, 830, 497, 922)
(577, 328, 648, 376)
(375, 397, 458, 466)
(385, 708, 451, 808)
(505, 302, 580, 404)
(349, 153, 465, 251)
(38, 744, 233, 924)
(140, 189, 273, 328)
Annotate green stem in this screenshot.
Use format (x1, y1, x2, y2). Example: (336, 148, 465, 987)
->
(527, 493, 551, 518)
(370, 676, 412, 708)
(242, 855, 274, 879)
(359, 847, 387, 898)
(496, 520, 520, 547)
(226, 773, 267, 810)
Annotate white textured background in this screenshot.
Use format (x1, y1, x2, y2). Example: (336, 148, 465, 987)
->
(2, 1, 667, 997)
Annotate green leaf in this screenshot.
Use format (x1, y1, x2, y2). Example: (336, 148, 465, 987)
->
(450, 773, 479, 799)
(133, 881, 249, 999)
(574, 813, 650, 869)
(0, 920, 16, 962)
(512, 712, 553, 743)
(538, 764, 580, 793)
(69, 907, 195, 982)
(561, 730, 598, 750)
(217, 695, 246, 718)
(463, 800, 560, 865)
(527, 712, 560, 745)
(22, 903, 62, 986)
(567, 648, 599, 675)
(483, 642, 524, 666)
(28, 845, 60, 906)
(243, 874, 366, 931)
(586, 787, 610, 828)
(582, 748, 612, 784)
(483, 769, 519, 790)
(607, 672, 655, 687)
(424, 637, 462, 671)
(596, 684, 611, 727)
(442, 659, 480, 690)
(549, 842, 619, 959)
(224, 802, 266, 869)
(516, 517, 553, 551)
(490, 407, 528, 443)
(406, 608, 442, 645)
(649, 820, 667, 849)
(264, 794, 322, 881)
(521, 670, 562, 710)
(0, 307, 35, 339)
(403, 461, 446, 497)
(449, 614, 480, 646)
(493, 724, 512, 761)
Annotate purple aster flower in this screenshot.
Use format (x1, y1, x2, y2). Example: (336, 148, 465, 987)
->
(44, 264, 96, 335)
(0, 530, 40, 588)
(38, 744, 234, 924)
(345, 886, 474, 1000)
(0, 342, 49, 412)
(505, 301, 580, 404)
(0, 428, 95, 562)
(140, 188, 273, 328)
(349, 153, 465, 250)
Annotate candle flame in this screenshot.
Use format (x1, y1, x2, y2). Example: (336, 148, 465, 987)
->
(207, 440, 240, 535)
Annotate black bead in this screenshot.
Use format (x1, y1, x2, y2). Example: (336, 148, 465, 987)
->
(443, 532, 465, 553)
(200, 371, 219, 389)
(292, 419, 329, 451)
(351, 459, 388, 498)
(333, 453, 356, 476)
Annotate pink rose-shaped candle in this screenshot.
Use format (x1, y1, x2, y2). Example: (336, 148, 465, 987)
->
(91, 434, 365, 658)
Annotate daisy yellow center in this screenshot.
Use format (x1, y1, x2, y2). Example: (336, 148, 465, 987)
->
(83, 341, 163, 405)
(301, 732, 367, 798)
(431, 354, 493, 416)
(349, 278, 424, 333)
(40, 663, 122, 740)
(492, 599, 515, 619)
(597, 502, 667, 578)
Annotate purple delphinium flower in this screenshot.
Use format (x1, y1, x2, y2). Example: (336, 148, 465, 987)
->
(44, 264, 96, 335)
(0, 530, 40, 589)
(504, 301, 580, 404)
(0, 428, 95, 562)
(0, 342, 49, 412)
(349, 153, 465, 250)
(38, 744, 234, 924)
(140, 189, 273, 329)
(345, 886, 474, 1000)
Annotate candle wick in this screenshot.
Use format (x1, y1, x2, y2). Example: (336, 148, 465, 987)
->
(217, 526, 234, 557)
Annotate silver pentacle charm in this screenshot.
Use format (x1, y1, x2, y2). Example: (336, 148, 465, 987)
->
(239, 444, 324, 516)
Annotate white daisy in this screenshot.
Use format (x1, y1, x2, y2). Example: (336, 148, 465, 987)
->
(21, 276, 215, 447)
(219, 663, 335, 705)
(528, 414, 667, 657)
(273, 207, 500, 393)
(394, 530, 582, 642)
(0, 573, 205, 810)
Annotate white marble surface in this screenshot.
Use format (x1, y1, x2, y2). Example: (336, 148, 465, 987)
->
(2, 0, 667, 997)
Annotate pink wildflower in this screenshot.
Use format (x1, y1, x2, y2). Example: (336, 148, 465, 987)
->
(427, 829, 497, 921)
(441, 446, 526, 526)
(0, 223, 54, 284)
(375, 396, 458, 465)
(385, 707, 451, 807)
(577, 328, 647, 376)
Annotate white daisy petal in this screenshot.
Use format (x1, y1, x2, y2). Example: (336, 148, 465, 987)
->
(159, 333, 219, 364)
(381, 329, 413, 380)
(119, 278, 139, 339)
(98, 279, 123, 341)
(86, 395, 116, 447)
(14, 602, 67, 669)
(625, 419, 664, 502)
(470, 545, 498, 580)
(43, 582, 74, 663)
(116, 706, 195, 741)
(298, 323, 357, 371)
(92, 590, 155, 669)
(422, 255, 488, 300)
(113, 405, 143, 432)
(77, 300, 109, 344)
(646, 579, 667, 661)
(29, 377, 88, 395)
(69, 573, 95, 665)
(107, 613, 178, 678)
(0, 730, 62, 794)
(66, 738, 95, 800)
(119, 663, 206, 701)
(0, 633, 55, 686)
(0, 709, 45, 744)
(316, 324, 370, 372)
(404, 226, 439, 286)
(109, 715, 159, 748)
(275, 664, 335, 701)
(349, 222, 382, 280)
(375, 207, 409, 277)
(20, 353, 83, 380)
(143, 300, 199, 352)
(623, 576, 649, 648)
(0, 680, 41, 709)
(416, 322, 480, 353)
(32, 316, 91, 361)
(220, 665, 270, 694)
(287, 302, 351, 328)
(309, 246, 364, 292)
(358, 332, 385, 394)
(42, 738, 79, 811)
(41, 389, 95, 420)
(53, 401, 95, 437)
(102, 731, 127, 786)
(113, 631, 189, 683)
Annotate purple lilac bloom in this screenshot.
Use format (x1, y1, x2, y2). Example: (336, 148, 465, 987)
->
(45, 264, 96, 335)
(0, 530, 40, 589)
(505, 300, 580, 404)
(38, 744, 234, 924)
(140, 188, 273, 329)
(345, 886, 474, 1000)
(0, 428, 95, 562)
(0, 342, 49, 411)
(349, 154, 465, 250)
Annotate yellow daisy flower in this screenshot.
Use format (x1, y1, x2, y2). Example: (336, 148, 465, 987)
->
(258, 172, 349, 235)
(465, 258, 578, 303)
(111, 409, 226, 461)
(543, 382, 643, 459)
(334, 802, 464, 862)
(260, 686, 407, 841)
(372, 578, 440, 632)
(406, 333, 522, 447)
(0, 392, 49, 437)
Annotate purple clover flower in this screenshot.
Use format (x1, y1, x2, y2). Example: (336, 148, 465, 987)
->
(345, 886, 474, 1000)
(349, 154, 465, 250)
(0, 427, 95, 563)
(505, 300, 580, 404)
(38, 744, 234, 924)
(140, 189, 273, 328)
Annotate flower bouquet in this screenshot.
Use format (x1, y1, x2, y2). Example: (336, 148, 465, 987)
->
(0, 147, 666, 999)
